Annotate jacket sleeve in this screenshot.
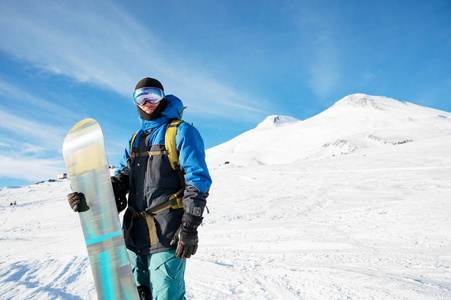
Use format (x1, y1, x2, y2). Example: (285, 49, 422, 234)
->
(176, 122, 212, 217)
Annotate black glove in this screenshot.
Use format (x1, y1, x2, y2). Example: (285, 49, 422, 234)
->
(170, 213, 203, 259)
(137, 285, 152, 300)
(67, 192, 90, 212)
(111, 177, 128, 213)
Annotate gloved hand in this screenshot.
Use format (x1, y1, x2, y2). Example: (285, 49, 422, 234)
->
(137, 285, 152, 300)
(67, 192, 90, 212)
(111, 177, 128, 213)
(170, 213, 203, 259)
(114, 194, 127, 213)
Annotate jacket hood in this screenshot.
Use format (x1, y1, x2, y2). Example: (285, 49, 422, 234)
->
(140, 94, 185, 130)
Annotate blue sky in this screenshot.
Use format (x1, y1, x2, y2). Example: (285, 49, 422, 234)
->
(0, 0, 450, 188)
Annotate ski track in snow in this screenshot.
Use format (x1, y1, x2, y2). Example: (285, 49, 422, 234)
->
(186, 154, 451, 300)
(1, 95, 451, 299)
(0, 181, 96, 300)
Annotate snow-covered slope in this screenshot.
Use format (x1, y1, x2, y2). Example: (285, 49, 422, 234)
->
(206, 93, 451, 167)
(1, 93, 451, 299)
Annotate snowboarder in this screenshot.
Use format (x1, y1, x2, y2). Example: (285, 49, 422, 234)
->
(68, 77, 212, 300)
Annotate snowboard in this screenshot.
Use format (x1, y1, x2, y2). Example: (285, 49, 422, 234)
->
(63, 118, 138, 300)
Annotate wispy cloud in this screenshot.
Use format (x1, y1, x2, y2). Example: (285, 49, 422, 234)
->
(0, 94, 68, 184)
(0, 154, 64, 182)
(0, 108, 67, 151)
(307, 45, 340, 99)
(0, 78, 77, 124)
(293, 4, 341, 100)
(0, 110, 66, 183)
(0, 0, 269, 119)
(0, 140, 45, 155)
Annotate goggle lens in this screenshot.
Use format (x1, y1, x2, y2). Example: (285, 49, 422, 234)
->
(133, 87, 165, 105)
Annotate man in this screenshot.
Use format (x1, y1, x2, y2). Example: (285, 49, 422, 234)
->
(68, 77, 212, 299)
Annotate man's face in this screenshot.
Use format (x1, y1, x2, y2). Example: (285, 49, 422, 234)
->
(138, 100, 159, 114)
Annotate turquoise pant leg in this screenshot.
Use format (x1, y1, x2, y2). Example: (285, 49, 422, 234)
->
(148, 249, 186, 300)
(128, 250, 150, 287)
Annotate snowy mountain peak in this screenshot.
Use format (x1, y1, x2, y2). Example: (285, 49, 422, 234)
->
(256, 115, 300, 128)
(332, 93, 419, 111)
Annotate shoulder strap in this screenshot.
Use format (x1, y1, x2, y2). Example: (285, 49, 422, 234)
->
(128, 119, 183, 164)
(127, 130, 141, 161)
(165, 119, 185, 210)
(165, 119, 184, 171)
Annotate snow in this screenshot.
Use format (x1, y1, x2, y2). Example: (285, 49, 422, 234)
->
(1, 94, 451, 299)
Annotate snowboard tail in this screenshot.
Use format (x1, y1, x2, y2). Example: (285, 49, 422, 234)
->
(63, 118, 138, 300)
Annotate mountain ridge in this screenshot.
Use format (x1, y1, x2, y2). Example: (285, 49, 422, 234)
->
(206, 93, 451, 168)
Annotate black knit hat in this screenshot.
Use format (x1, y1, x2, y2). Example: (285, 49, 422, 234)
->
(134, 77, 164, 91)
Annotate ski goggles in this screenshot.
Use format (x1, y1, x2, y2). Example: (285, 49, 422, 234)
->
(133, 87, 165, 105)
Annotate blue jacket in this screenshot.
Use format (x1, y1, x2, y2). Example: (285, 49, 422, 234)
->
(114, 95, 212, 255)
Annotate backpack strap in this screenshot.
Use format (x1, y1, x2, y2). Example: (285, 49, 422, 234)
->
(165, 119, 185, 209)
(165, 119, 184, 171)
(124, 188, 185, 247)
(127, 130, 141, 162)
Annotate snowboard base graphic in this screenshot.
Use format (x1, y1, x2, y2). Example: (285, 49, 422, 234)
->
(63, 118, 138, 300)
